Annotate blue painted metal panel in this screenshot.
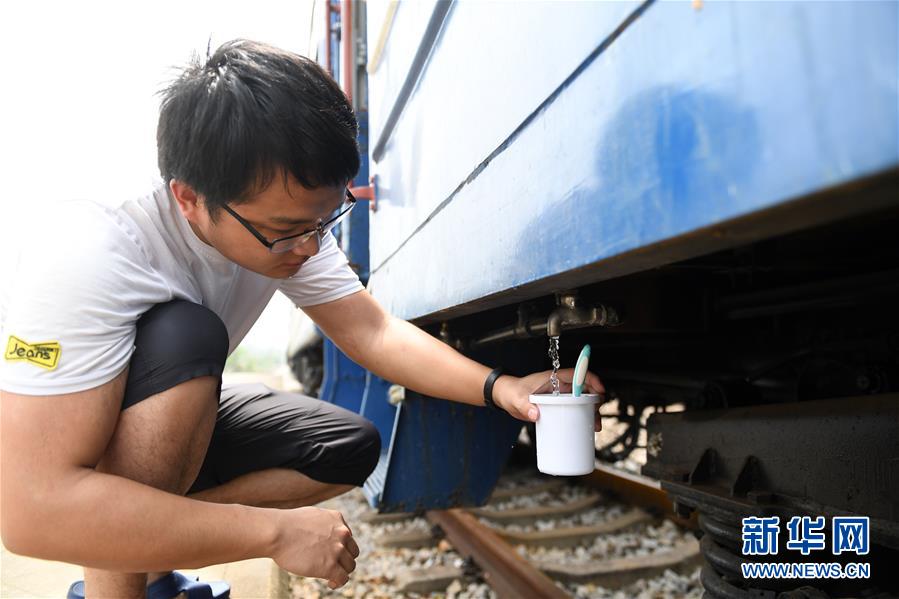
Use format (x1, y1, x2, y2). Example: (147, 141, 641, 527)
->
(359, 372, 396, 507)
(366, 0, 445, 154)
(359, 372, 395, 451)
(376, 392, 523, 512)
(319, 337, 366, 413)
(329, 1, 341, 85)
(320, 112, 371, 412)
(340, 111, 371, 285)
(319, 2, 538, 513)
(361, 408, 399, 508)
(354, 111, 370, 189)
(366, 0, 641, 272)
(366, 0, 899, 322)
(319, 343, 524, 512)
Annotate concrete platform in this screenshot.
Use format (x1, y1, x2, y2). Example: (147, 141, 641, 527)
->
(2, 541, 287, 598)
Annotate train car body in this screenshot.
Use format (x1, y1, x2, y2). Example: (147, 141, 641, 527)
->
(364, 0, 896, 322)
(314, 1, 898, 595)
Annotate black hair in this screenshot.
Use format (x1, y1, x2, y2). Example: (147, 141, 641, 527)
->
(157, 39, 359, 218)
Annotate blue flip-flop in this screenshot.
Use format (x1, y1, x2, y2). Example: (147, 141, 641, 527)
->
(67, 571, 230, 599)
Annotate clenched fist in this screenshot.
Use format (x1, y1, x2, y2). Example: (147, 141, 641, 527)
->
(271, 506, 360, 589)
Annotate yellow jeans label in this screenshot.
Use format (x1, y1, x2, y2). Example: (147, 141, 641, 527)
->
(4, 336, 61, 370)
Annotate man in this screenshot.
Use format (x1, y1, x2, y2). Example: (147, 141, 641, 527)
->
(1, 40, 603, 597)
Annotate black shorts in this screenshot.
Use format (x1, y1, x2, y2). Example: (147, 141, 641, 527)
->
(123, 300, 380, 492)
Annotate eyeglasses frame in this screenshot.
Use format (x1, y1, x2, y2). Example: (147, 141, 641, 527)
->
(221, 188, 357, 253)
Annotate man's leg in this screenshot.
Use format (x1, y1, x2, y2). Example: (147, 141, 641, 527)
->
(190, 468, 352, 508)
(83, 377, 219, 598)
(82, 301, 228, 598)
(186, 383, 381, 510)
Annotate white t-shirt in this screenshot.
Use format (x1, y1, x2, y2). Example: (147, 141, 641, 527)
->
(1, 182, 364, 395)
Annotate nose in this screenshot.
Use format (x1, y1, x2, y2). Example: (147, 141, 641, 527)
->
(290, 233, 320, 258)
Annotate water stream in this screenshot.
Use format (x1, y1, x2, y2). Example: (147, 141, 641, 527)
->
(548, 335, 560, 395)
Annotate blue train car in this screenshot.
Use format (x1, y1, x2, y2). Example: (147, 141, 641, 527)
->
(316, 1, 898, 595)
(364, 0, 896, 320)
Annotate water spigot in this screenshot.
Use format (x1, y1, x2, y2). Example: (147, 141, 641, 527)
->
(546, 291, 620, 338)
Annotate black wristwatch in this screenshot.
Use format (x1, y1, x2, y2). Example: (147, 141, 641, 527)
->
(483, 367, 506, 413)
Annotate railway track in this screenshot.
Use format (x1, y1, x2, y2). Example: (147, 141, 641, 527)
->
(290, 465, 702, 598)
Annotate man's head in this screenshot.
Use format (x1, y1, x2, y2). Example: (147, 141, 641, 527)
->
(157, 39, 359, 278)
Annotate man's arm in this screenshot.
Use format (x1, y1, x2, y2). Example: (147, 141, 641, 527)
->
(302, 290, 605, 422)
(303, 290, 497, 404)
(0, 369, 357, 587)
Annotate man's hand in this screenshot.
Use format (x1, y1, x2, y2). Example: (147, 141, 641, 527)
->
(271, 507, 360, 589)
(494, 368, 605, 430)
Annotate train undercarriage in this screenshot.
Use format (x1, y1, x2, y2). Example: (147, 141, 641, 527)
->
(420, 170, 899, 597)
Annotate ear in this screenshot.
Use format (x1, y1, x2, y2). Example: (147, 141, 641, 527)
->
(169, 180, 205, 223)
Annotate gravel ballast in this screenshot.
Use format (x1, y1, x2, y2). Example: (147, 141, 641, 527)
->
(290, 476, 702, 598)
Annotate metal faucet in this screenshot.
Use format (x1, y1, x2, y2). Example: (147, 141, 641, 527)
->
(546, 291, 620, 337)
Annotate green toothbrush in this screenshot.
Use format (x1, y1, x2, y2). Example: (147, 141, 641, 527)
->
(572, 344, 591, 397)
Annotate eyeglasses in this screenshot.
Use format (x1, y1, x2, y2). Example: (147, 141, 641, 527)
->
(221, 188, 356, 254)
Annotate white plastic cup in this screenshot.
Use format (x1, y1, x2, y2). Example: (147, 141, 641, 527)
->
(529, 393, 600, 476)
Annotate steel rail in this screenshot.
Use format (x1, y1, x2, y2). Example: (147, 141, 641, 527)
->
(426, 464, 696, 597)
(426, 508, 570, 599)
(581, 463, 697, 530)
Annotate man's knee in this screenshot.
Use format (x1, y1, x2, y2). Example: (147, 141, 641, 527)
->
(124, 300, 229, 410)
(294, 414, 381, 487)
(192, 385, 382, 491)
